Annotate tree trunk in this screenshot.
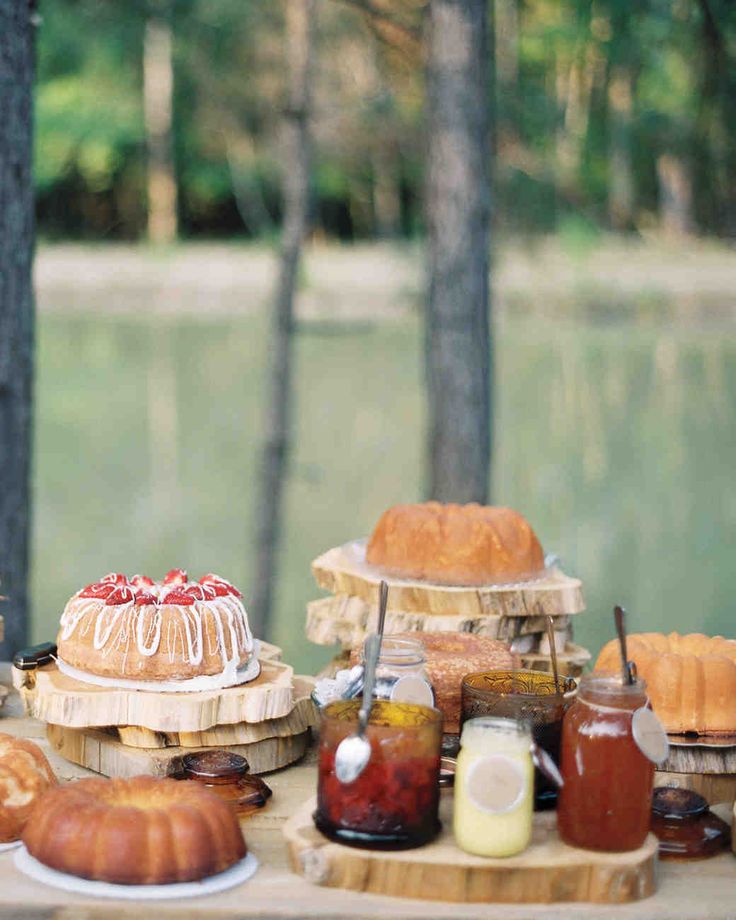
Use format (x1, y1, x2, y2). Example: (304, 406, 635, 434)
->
(0, 0, 35, 658)
(144, 7, 177, 244)
(250, 0, 314, 639)
(607, 65, 634, 231)
(657, 153, 694, 237)
(425, 0, 492, 503)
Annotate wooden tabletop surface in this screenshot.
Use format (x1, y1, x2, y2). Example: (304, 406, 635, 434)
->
(1, 663, 735, 919)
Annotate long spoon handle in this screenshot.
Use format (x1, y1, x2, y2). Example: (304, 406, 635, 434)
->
(377, 580, 389, 639)
(546, 616, 561, 695)
(358, 633, 381, 734)
(614, 605, 632, 685)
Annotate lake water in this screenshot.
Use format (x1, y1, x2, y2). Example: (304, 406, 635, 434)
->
(31, 244, 736, 673)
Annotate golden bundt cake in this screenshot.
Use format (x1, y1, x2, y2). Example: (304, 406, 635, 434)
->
(57, 569, 255, 681)
(0, 734, 56, 842)
(595, 632, 736, 734)
(22, 775, 246, 884)
(366, 502, 545, 586)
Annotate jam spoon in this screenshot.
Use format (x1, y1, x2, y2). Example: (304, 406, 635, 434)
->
(334, 581, 388, 784)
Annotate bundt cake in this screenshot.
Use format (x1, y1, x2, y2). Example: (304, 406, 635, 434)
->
(57, 569, 255, 681)
(595, 632, 736, 734)
(22, 775, 246, 884)
(0, 734, 56, 842)
(366, 503, 545, 585)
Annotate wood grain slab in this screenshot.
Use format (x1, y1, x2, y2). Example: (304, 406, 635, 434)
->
(312, 541, 585, 617)
(46, 721, 312, 777)
(306, 594, 571, 649)
(519, 642, 591, 678)
(284, 796, 657, 904)
(116, 677, 318, 748)
(12, 658, 294, 732)
(655, 771, 736, 806)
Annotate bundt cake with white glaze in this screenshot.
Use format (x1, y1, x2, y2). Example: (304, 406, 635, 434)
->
(56, 569, 254, 681)
(22, 775, 246, 884)
(0, 734, 56, 842)
(595, 632, 736, 734)
(366, 503, 545, 586)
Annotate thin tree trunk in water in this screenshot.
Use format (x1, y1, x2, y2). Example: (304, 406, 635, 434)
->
(0, 0, 35, 657)
(250, 0, 314, 639)
(144, 7, 177, 244)
(426, 0, 491, 503)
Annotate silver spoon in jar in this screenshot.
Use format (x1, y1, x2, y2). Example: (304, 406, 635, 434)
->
(334, 581, 388, 784)
(546, 615, 561, 695)
(614, 604, 636, 685)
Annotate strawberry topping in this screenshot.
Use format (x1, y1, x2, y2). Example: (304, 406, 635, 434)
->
(209, 582, 231, 597)
(105, 585, 135, 606)
(100, 573, 128, 585)
(133, 592, 158, 607)
(182, 584, 206, 601)
(79, 582, 117, 600)
(164, 568, 188, 585)
(162, 588, 196, 605)
(199, 573, 227, 585)
(131, 574, 154, 588)
(200, 583, 218, 600)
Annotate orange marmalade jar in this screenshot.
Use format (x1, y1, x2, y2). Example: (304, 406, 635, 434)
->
(557, 673, 654, 852)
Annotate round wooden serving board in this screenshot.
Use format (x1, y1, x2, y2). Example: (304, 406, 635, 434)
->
(656, 737, 736, 805)
(284, 796, 657, 904)
(12, 658, 294, 732)
(311, 541, 585, 618)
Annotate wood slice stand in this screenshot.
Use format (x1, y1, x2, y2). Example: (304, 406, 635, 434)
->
(656, 740, 736, 805)
(284, 796, 657, 905)
(12, 658, 295, 732)
(312, 542, 585, 618)
(306, 595, 572, 648)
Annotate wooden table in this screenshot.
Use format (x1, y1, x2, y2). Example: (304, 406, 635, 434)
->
(1, 664, 735, 919)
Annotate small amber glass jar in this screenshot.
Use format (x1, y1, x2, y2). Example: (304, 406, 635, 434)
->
(651, 787, 731, 860)
(557, 673, 654, 852)
(315, 699, 443, 850)
(461, 669, 577, 811)
(182, 750, 272, 816)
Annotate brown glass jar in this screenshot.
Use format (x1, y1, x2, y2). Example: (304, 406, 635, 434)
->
(651, 787, 731, 860)
(182, 750, 272, 816)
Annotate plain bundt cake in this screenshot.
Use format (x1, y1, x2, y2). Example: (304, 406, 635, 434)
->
(595, 632, 736, 734)
(0, 734, 56, 842)
(366, 503, 545, 586)
(22, 775, 246, 884)
(57, 569, 255, 681)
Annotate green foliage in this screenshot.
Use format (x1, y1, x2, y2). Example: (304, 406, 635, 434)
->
(34, 0, 736, 238)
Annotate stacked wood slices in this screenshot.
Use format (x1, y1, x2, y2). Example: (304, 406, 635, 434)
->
(12, 570, 317, 779)
(306, 504, 589, 678)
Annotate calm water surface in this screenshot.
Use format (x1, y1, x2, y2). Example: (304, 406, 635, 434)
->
(33, 299, 736, 672)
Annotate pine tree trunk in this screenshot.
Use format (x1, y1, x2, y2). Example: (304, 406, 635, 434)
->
(607, 65, 634, 231)
(144, 8, 177, 244)
(0, 0, 35, 658)
(250, 0, 314, 639)
(425, 0, 492, 503)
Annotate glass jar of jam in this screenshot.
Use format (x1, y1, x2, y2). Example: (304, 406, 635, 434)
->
(454, 716, 534, 857)
(361, 637, 434, 707)
(315, 699, 442, 850)
(557, 673, 654, 852)
(181, 750, 272, 817)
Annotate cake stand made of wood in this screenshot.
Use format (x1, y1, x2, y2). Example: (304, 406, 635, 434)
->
(306, 594, 575, 648)
(284, 797, 657, 905)
(656, 737, 736, 806)
(312, 541, 585, 618)
(45, 677, 318, 778)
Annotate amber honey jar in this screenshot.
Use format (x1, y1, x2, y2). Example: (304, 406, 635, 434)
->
(557, 674, 657, 852)
(651, 787, 731, 860)
(315, 699, 443, 850)
(181, 750, 272, 816)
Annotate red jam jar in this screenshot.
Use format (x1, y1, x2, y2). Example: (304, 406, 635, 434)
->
(315, 699, 443, 850)
(557, 673, 654, 852)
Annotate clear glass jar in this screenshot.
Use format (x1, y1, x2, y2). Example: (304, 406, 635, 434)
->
(361, 637, 434, 707)
(557, 673, 654, 852)
(315, 699, 442, 850)
(454, 716, 534, 857)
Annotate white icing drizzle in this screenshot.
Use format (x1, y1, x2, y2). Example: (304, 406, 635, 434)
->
(58, 579, 255, 675)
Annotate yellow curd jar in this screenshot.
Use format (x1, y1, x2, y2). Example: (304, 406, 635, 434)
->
(453, 716, 534, 857)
